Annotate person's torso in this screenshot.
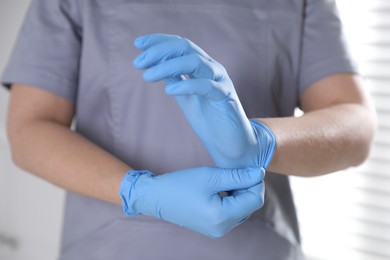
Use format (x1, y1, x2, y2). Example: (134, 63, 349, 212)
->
(62, 1, 305, 259)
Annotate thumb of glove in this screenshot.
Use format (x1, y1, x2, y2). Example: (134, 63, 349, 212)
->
(210, 167, 264, 192)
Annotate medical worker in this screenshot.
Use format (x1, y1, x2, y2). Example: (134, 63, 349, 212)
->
(2, 0, 376, 259)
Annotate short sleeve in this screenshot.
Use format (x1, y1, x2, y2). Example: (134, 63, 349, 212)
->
(299, 0, 358, 94)
(1, 0, 82, 102)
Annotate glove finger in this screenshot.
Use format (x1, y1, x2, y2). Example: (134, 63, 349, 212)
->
(165, 78, 229, 101)
(221, 182, 264, 219)
(143, 53, 224, 82)
(134, 33, 181, 50)
(134, 34, 211, 59)
(133, 38, 211, 69)
(164, 76, 184, 85)
(209, 167, 264, 192)
(229, 170, 265, 199)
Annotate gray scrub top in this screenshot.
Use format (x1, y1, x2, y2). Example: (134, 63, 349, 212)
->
(2, 0, 357, 259)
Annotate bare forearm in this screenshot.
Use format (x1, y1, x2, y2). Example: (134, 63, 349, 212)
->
(260, 103, 376, 177)
(8, 120, 130, 205)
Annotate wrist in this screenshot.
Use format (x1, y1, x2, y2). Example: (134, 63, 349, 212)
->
(249, 119, 277, 169)
(119, 169, 154, 216)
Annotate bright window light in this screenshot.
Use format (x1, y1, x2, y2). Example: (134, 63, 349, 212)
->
(291, 1, 390, 260)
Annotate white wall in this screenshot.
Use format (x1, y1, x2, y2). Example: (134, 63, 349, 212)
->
(0, 1, 65, 259)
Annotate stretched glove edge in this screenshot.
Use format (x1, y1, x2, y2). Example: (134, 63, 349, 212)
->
(119, 170, 153, 216)
(249, 119, 277, 169)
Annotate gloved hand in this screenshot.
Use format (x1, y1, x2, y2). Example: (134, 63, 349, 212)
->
(133, 34, 276, 169)
(120, 166, 264, 238)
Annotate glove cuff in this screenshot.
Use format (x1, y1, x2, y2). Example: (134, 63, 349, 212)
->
(249, 119, 277, 169)
(119, 170, 153, 216)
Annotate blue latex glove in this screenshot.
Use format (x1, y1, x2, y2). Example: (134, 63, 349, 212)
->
(120, 167, 264, 238)
(133, 34, 276, 169)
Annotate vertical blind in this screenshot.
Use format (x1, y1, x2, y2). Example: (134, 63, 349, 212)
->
(290, 0, 390, 260)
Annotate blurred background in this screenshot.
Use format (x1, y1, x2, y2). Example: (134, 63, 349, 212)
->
(0, 0, 389, 259)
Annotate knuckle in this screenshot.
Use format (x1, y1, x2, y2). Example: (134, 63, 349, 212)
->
(208, 61, 224, 81)
(214, 63, 227, 81)
(189, 53, 203, 67)
(180, 38, 192, 52)
(252, 193, 264, 210)
(258, 196, 265, 208)
(209, 229, 226, 239)
(253, 199, 262, 210)
(207, 226, 227, 239)
(208, 209, 225, 226)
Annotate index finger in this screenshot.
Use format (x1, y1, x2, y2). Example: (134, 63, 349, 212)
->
(134, 33, 181, 50)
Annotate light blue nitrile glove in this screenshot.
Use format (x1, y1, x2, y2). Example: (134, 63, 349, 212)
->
(119, 167, 265, 238)
(133, 34, 276, 169)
